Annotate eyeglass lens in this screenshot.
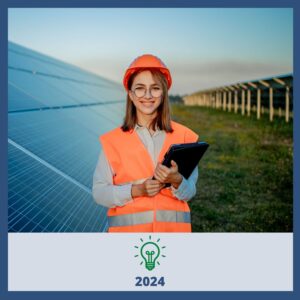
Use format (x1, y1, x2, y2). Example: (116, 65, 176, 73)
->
(133, 87, 162, 98)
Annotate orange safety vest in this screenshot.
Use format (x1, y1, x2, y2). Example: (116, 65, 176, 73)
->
(99, 120, 199, 232)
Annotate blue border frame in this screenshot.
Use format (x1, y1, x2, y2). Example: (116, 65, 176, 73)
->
(1, 0, 298, 299)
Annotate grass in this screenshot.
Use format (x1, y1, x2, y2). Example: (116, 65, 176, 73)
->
(171, 104, 293, 232)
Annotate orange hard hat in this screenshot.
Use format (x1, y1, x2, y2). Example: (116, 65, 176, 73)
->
(123, 54, 172, 91)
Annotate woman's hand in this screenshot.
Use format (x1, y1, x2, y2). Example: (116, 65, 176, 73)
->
(131, 179, 165, 197)
(153, 160, 183, 189)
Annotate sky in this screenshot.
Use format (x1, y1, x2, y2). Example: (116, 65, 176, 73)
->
(8, 8, 293, 95)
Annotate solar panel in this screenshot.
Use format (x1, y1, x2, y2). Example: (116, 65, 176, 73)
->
(9, 42, 123, 90)
(8, 41, 126, 232)
(8, 143, 107, 232)
(8, 81, 47, 111)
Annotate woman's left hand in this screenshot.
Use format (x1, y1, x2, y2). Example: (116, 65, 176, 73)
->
(153, 160, 183, 189)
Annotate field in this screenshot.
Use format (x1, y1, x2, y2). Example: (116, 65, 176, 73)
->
(171, 104, 293, 232)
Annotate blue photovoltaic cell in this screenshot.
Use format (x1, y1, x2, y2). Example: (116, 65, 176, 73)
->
(8, 81, 47, 111)
(8, 68, 80, 110)
(8, 42, 125, 112)
(9, 42, 122, 90)
(8, 143, 107, 232)
(8, 107, 120, 188)
(8, 41, 126, 232)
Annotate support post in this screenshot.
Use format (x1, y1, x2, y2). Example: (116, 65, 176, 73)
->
(247, 90, 251, 116)
(269, 87, 273, 122)
(285, 87, 290, 123)
(257, 89, 261, 120)
(234, 90, 238, 113)
(223, 92, 227, 111)
(242, 90, 245, 115)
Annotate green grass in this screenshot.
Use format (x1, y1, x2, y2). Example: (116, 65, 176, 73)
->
(171, 104, 293, 232)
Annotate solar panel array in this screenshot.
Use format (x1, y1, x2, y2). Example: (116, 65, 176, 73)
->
(8, 42, 126, 232)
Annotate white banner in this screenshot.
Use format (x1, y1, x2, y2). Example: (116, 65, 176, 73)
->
(8, 233, 293, 291)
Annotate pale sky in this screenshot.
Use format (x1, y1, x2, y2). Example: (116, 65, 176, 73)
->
(8, 8, 293, 95)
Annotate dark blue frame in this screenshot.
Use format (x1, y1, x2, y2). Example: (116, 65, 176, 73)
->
(1, 0, 298, 299)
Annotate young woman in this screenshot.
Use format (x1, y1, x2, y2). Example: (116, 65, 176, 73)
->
(92, 54, 199, 232)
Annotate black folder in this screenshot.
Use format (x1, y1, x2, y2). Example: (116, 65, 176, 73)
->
(153, 142, 209, 187)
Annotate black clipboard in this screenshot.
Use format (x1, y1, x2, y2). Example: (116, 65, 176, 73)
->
(153, 142, 209, 187)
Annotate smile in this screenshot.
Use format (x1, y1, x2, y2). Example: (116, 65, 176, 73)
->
(140, 101, 155, 105)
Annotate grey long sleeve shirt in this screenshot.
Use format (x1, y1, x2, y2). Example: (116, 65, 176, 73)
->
(92, 124, 198, 208)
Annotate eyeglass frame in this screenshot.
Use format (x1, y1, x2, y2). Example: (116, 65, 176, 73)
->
(130, 85, 163, 98)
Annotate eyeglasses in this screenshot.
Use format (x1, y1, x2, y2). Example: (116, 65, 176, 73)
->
(131, 86, 163, 98)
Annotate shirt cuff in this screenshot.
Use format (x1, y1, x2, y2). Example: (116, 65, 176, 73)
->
(170, 176, 189, 201)
(113, 183, 134, 207)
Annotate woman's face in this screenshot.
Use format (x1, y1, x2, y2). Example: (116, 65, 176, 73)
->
(129, 70, 163, 118)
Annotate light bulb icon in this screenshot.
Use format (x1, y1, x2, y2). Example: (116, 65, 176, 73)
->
(134, 236, 166, 270)
(140, 242, 160, 271)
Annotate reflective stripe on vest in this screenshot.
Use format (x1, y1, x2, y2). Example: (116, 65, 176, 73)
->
(108, 211, 154, 227)
(156, 210, 191, 223)
(108, 210, 190, 227)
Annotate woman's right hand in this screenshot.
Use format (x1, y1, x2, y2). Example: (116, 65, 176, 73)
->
(131, 179, 165, 197)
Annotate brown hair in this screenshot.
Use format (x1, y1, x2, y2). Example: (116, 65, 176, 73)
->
(121, 68, 173, 133)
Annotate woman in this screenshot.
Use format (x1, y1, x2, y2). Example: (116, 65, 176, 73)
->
(92, 54, 199, 232)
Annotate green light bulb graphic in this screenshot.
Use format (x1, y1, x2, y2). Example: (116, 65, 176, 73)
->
(140, 242, 160, 271)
